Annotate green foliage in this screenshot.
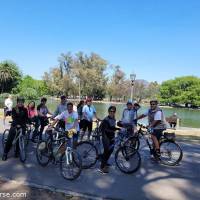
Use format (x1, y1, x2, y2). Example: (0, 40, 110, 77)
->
(43, 52, 108, 98)
(159, 76, 200, 106)
(14, 75, 48, 99)
(0, 60, 22, 93)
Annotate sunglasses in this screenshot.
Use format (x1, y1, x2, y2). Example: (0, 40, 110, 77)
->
(150, 103, 156, 106)
(109, 110, 116, 113)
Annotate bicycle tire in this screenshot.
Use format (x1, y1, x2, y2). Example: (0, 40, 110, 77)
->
(60, 150, 82, 180)
(36, 140, 51, 166)
(25, 130, 31, 146)
(19, 135, 26, 163)
(115, 146, 141, 174)
(76, 141, 98, 169)
(159, 140, 183, 166)
(2, 129, 9, 150)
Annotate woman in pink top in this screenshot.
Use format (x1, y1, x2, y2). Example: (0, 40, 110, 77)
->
(27, 101, 40, 142)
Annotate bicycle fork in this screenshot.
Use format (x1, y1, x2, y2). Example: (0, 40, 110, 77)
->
(65, 147, 72, 165)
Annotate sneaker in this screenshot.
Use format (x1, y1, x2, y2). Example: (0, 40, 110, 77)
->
(2, 153, 7, 161)
(98, 166, 109, 174)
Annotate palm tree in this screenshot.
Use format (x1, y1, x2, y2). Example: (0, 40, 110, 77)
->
(0, 60, 22, 93)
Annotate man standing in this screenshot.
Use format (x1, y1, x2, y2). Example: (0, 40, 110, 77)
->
(82, 97, 99, 140)
(53, 95, 67, 130)
(3, 95, 13, 123)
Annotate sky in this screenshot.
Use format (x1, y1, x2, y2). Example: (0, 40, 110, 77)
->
(0, 0, 200, 83)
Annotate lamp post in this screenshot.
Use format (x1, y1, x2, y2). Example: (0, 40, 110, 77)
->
(78, 77, 81, 101)
(130, 73, 136, 101)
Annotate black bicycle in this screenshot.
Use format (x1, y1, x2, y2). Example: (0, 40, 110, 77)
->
(76, 125, 141, 174)
(125, 123, 183, 166)
(2, 124, 27, 163)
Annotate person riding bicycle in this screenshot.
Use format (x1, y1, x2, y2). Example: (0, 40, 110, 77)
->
(50, 102, 79, 148)
(37, 97, 52, 140)
(118, 100, 137, 134)
(99, 106, 120, 174)
(52, 95, 68, 130)
(2, 97, 28, 161)
(82, 97, 100, 140)
(27, 101, 40, 142)
(137, 99, 166, 157)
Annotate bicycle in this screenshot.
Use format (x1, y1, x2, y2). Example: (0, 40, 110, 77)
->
(125, 123, 183, 166)
(36, 127, 82, 180)
(79, 120, 101, 141)
(76, 124, 141, 174)
(2, 124, 27, 163)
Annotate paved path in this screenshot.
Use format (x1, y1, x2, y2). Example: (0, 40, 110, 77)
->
(0, 121, 200, 200)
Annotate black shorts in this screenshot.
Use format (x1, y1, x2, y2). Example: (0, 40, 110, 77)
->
(152, 129, 164, 140)
(4, 108, 12, 116)
(82, 119, 93, 132)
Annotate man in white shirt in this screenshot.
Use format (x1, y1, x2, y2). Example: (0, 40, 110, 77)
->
(137, 100, 166, 157)
(3, 95, 13, 123)
(50, 102, 79, 147)
(81, 97, 99, 140)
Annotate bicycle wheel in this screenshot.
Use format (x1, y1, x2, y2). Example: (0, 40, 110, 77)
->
(19, 135, 26, 163)
(76, 141, 98, 169)
(2, 129, 9, 150)
(125, 136, 140, 151)
(159, 140, 183, 166)
(36, 140, 51, 166)
(115, 146, 141, 174)
(60, 150, 82, 180)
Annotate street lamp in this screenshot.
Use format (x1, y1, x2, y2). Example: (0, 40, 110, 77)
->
(130, 73, 136, 101)
(78, 77, 81, 101)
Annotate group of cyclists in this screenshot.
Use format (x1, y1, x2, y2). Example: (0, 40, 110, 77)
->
(1, 95, 168, 174)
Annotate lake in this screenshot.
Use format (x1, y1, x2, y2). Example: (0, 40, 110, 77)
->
(46, 98, 200, 128)
(1, 97, 200, 128)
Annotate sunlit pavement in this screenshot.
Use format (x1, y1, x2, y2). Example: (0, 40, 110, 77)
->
(0, 121, 200, 200)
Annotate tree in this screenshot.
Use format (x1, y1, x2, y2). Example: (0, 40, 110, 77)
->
(14, 75, 48, 99)
(0, 60, 22, 93)
(159, 76, 200, 107)
(44, 52, 108, 98)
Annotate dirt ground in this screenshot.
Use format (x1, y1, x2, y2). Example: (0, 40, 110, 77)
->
(0, 178, 89, 200)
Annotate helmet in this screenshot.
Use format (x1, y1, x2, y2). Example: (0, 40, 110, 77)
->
(133, 101, 140, 107)
(17, 96, 25, 103)
(60, 95, 66, 100)
(126, 99, 133, 105)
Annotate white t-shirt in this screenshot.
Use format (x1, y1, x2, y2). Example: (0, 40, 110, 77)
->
(82, 105, 96, 121)
(55, 110, 79, 131)
(144, 110, 162, 120)
(5, 98, 13, 111)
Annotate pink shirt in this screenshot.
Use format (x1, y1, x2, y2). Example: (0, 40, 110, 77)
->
(28, 108, 37, 118)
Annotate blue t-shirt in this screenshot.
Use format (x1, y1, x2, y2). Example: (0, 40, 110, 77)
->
(82, 105, 96, 121)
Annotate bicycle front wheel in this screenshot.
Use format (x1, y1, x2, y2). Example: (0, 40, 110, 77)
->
(76, 141, 98, 169)
(60, 150, 82, 180)
(36, 140, 51, 166)
(19, 135, 26, 163)
(160, 140, 183, 166)
(2, 129, 9, 150)
(115, 146, 141, 174)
